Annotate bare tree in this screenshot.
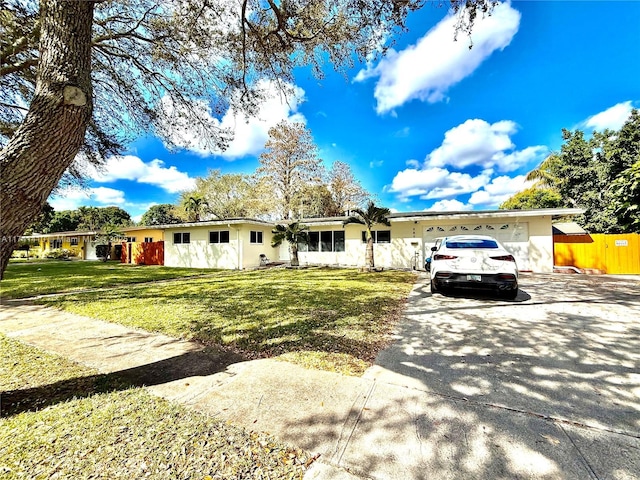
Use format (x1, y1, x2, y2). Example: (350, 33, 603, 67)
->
(328, 160, 370, 215)
(257, 121, 323, 219)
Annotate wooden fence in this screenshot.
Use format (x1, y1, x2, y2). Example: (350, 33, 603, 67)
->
(554, 233, 640, 274)
(120, 241, 164, 266)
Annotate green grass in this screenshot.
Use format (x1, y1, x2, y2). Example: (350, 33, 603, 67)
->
(39, 267, 416, 375)
(0, 334, 309, 479)
(0, 261, 215, 299)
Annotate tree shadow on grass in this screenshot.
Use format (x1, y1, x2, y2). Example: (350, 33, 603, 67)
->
(1, 348, 245, 417)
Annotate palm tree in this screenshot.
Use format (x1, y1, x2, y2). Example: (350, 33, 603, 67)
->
(183, 194, 208, 222)
(343, 201, 391, 270)
(526, 153, 562, 189)
(271, 222, 309, 267)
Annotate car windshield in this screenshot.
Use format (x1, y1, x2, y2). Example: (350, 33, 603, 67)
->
(445, 239, 499, 249)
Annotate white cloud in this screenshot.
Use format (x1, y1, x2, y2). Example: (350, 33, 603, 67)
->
(91, 187, 126, 205)
(427, 199, 473, 212)
(355, 2, 521, 113)
(491, 146, 549, 173)
(468, 175, 529, 207)
(388, 167, 493, 200)
(387, 117, 545, 206)
(158, 80, 306, 158)
(584, 101, 634, 131)
(49, 186, 126, 211)
(88, 155, 195, 193)
(425, 119, 547, 172)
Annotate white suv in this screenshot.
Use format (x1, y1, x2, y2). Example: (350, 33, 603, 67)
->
(430, 235, 519, 299)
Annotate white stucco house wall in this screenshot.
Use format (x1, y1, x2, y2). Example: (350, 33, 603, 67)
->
(162, 219, 278, 270)
(289, 208, 582, 273)
(159, 208, 582, 273)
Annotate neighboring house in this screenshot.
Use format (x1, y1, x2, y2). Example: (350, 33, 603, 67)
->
(163, 219, 277, 270)
(20, 231, 98, 259)
(20, 227, 164, 262)
(117, 227, 165, 265)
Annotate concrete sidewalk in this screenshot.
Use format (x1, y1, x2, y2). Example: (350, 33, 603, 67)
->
(1, 273, 639, 479)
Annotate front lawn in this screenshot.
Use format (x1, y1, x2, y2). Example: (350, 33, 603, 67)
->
(0, 334, 309, 479)
(39, 268, 416, 375)
(0, 261, 215, 299)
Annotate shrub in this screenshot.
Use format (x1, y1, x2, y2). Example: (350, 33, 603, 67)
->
(95, 244, 110, 260)
(46, 248, 71, 260)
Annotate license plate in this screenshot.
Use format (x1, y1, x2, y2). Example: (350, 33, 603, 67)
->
(467, 274, 482, 282)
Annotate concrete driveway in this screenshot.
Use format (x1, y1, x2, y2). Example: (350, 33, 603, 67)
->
(354, 273, 640, 478)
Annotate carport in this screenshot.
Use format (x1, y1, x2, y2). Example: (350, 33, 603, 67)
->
(388, 208, 583, 273)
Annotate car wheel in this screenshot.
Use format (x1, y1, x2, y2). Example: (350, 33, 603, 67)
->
(430, 279, 438, 294)
(502, 288, 518, 300)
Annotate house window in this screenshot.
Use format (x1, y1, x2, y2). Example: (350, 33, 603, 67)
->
(306, 231, 344, 252)
(376, 230, 391, 243)
(334, 231, 345, 252)
(307, 232, 319, 252)
(250, 231, 263, 244)
(209, 230, 230, 244)
(362, 230, 391, 244)
(70, 237, 78, 246)
(144, 237, 153, 243)
(51, 239, 62, 249)
(126, 236, 136, 243)
(173, 232, 190, 244)
(320, 231, 333, 252)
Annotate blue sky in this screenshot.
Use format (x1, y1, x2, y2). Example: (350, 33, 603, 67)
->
(50, 1, 640, 222)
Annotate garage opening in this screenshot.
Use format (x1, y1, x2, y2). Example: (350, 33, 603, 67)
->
(424, 223, 530, 271)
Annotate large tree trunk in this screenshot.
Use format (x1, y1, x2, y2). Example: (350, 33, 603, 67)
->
(0, 0, 94, 279)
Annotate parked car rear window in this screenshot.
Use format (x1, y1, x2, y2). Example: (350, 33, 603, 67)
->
(445, 239, 499, 249)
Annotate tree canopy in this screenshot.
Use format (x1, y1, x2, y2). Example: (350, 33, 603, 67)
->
(504, 109, 640, 233)
(0, 0, 495, 277)
(139, 204, 184, 226)
(499, 187, 563, 210)
(24, 205, 132, 234)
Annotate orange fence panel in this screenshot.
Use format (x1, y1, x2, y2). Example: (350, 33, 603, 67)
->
(121, 241, 164, 266)
(554, 234, 640, 274)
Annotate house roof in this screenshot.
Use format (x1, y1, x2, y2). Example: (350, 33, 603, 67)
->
(552, 222, 588, 235)
(23, 231, 98, 239)
(386, 208, 584, 223)
(156, 218, 274, 230)
(299, 208, 584, 226)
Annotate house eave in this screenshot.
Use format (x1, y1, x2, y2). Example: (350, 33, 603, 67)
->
(157, 218, 275, 230)
(387, 208, 585, 223)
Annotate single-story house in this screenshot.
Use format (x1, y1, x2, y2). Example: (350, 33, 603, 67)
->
(159, 208, 583, 273)
(18, 230, 99, 259)
(19, 208, 582, 272)
(19, 226, 164, 261)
